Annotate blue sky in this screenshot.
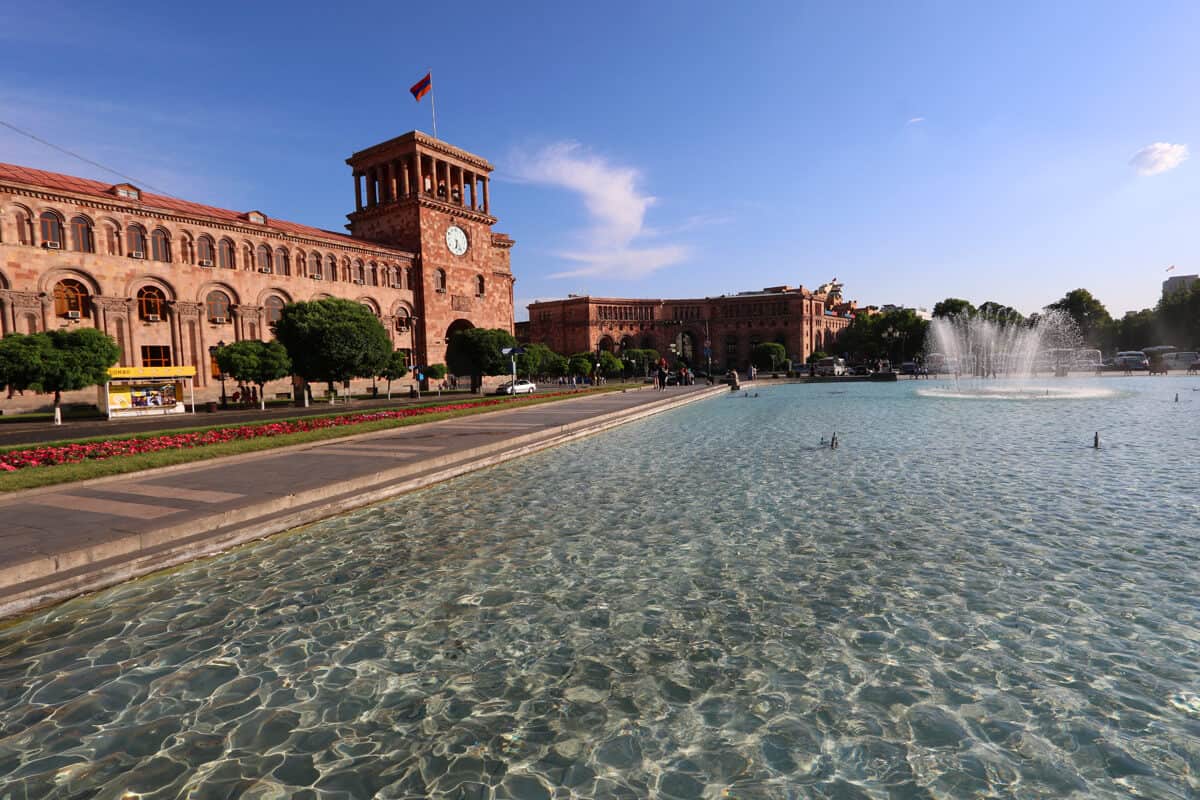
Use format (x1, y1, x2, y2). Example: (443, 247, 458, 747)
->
(2, 1, 1196, 319)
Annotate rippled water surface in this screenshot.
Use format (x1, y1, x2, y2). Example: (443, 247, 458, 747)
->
(3, 378, 1200, 799)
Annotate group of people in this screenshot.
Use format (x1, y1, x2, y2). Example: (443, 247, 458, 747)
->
(229, 385, 260, 406)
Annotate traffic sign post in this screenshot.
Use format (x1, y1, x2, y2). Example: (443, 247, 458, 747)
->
(501, 346, 525, 393)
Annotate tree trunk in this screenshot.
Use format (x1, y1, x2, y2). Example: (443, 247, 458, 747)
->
(387, 379, 392, 400)
(258, 383, 266, 411)
(328, 380, 336, 404)
(53, 389, 62, 425)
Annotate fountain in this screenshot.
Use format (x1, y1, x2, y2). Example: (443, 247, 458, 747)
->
(924, 308, 1082, 378)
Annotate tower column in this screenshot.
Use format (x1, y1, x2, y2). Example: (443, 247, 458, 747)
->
(414, 154, 424, 195)
(456, 167, 465, 206)
(402, 159, 411, 196)
(483, 177, 490, 215)
(354, 173, 362, 211)
(466, 171, 475, 209)
(388, 161, 398, 201)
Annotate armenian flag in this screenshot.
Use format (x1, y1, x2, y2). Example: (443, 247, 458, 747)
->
(410, 72, 432, 102)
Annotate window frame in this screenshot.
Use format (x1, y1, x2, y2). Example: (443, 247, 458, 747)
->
(39, 211, 64, 248)
(137, 286, 166, 321)
(205, 291, 231, 323)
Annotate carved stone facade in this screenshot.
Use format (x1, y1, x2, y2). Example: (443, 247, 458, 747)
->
(526, 286, 857, 370)
(0, 131, 515, 410)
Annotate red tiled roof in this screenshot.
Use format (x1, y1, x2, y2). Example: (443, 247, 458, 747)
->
(0, 161, 384, 249)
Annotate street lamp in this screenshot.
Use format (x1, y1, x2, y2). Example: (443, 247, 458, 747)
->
(882, 327, 898, 370)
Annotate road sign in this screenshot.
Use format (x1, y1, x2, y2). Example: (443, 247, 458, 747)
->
(501, 346, 526, 356)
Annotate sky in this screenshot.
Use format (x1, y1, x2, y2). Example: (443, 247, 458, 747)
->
(2, 1, 1197, 320)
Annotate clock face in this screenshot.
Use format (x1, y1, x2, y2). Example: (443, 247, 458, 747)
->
(445, 225, 469, 256)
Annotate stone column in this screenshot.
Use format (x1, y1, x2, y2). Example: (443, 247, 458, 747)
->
(0, 293, 10, 335)
(467, 171, 476, 209)
(174, 303, 205, 386)
(414, 154, 424, 195)
(402, 159, 411, 196)
(354, 173, 363, 211)
(483, 178, 490, 215)
(168, 302, 183, 367)
(388, 161, 397, 202)
(456, 167, 465, 206)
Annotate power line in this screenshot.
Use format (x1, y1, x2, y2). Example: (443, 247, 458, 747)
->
(0, 118, 170, 195)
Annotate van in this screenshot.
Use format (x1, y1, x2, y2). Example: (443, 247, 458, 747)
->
(1114, 351, 1149, 370)
(1163, 351, 1198, 370)
(816, 357, 846, 376)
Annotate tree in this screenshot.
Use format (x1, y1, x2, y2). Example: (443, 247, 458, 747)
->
(932, 298, 976, 319)
(214, 339, 292, 410)
(976, 301, 1024, 326)
(0, 333, 49, 400)
(445, 328, 517, 392)
(751, 342, 787, 371)
(623, 348, 659, 376)
(515, 343, 560, 380)
(567, 353, 593, 378)
(274, 299, 392, 401)
(379, 349, 409, 399)
(1046, 289, 1112, 346)
(37, 328, 121, 421)
(598, 351, 623, 378)
(807, 350, 829, 365)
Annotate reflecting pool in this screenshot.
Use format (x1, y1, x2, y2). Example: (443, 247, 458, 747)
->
(2, 378, 1199, 798)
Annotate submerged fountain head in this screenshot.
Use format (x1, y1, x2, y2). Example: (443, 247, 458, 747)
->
(924, 308, 1084, 378)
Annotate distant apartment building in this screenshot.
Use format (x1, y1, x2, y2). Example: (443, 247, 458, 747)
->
(1163, 273, 1198, 297)
(525, 281, 857, 369)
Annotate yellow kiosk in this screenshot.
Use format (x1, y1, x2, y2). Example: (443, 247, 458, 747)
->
(100, 366, 197, 420)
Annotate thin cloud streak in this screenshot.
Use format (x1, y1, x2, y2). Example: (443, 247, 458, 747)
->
(1129, 142, 1188, 176)
(507, 141, 689, 279)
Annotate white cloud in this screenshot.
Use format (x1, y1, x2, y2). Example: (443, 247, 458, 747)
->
(507, 141, 689, 279)
(1129, 142, 1189, 176)
(906, 116, 925, 125)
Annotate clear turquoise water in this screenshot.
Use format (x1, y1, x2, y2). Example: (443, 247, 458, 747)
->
(2, 377, 1199, 799)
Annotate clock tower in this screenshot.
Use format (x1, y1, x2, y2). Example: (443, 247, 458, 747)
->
(345, 131, 515, 369)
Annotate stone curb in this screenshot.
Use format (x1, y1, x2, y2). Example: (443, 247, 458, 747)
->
(0, 386, 723, 619)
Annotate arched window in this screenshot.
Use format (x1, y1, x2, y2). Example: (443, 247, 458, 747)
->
(361, 301, 379, 317)
(475, 275, 485, 297)
(434, 269, 447, 292)
(218, 238, 235, 269)
(53, 279, 89, 318)
(206, 291, 231, 323)
(14, 209, 33, 245)
(326, 254, 337, 283)
(150, 228, 171, 262)
(274, 247, 290, 276)
(137, 286, 166, 320)
(127, 224, 147, 257)
(197, 235, 215, 265)
(354, 260, 365, 284)
(69, 216, 94, 252)
(39, 212, 64, 248)
(256, 244, 272, 272)
(395, 307, 412, 329)
(264, 295, 285, 325)
(308, 252, 322, 279)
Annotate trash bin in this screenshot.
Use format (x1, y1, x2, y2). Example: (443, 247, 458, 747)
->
(206, 401, 218, 413)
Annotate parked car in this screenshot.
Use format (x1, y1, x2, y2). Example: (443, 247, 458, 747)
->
(494, 380, 536, 395)
(848, 364, 870, 376)
(899, 361, 919, 375)
(1114, 351, 1149, 371)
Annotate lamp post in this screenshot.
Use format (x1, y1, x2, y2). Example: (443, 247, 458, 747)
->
(882, 327, 898, 371)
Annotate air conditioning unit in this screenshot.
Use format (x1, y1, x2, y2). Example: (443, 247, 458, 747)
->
(311, 274, 323, 281)
(65, 310, 81, 320)
(130, 251, 145, 259)
(145, 313, 161, 322)
(396, 321, 410, 331)
(437, 288, 447, 293)
(44, 241, 61, 250)
(198, 259, 214, 267)
(391, 283, 404, 289)
(353, 278, 365, 285)
(211, 316, 227, 324)
(259, 267, 273, 274)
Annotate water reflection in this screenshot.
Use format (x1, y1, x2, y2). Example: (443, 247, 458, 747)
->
(1, 378, 1198, 798)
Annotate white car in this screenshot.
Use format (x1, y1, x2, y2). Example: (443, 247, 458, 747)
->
(495, 380, 536, 395)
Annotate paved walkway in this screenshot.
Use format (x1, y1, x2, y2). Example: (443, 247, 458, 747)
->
(0, 384, 724, 618)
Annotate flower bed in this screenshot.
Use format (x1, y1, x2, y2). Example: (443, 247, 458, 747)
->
(0, 392, 582, 472)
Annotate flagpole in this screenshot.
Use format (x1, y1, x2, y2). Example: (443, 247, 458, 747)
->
(429, 69, 438, 139)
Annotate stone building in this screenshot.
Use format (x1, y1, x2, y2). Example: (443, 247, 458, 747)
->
(0, 131, 515, 409)
(526, 282, 856, 370)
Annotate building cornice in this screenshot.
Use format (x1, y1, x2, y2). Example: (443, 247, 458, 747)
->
(347, 131, 493, 172)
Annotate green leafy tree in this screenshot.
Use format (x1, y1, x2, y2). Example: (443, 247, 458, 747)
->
(567, 353, 593, 378)
(0, 333, 49, 399)
(35, 328, 121, 420)
(622, 348, 659, 376)
(1158, 282, 1200, 348)
(976, 301, 1024, 326)
(807, 350, 829, 365)
(379, 349, 409, 399)
(445, 328, 516, 392)
(932, 298, 976, 319)
(423, 363, 447, 381)
(215, 339, 292, 410)
(274, 299, 392, 401)
(1046, 288, 1112, 346)
(515, 343, 560, 380)
(598, 351, 623, 378)
(751, 342, 787, 371)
